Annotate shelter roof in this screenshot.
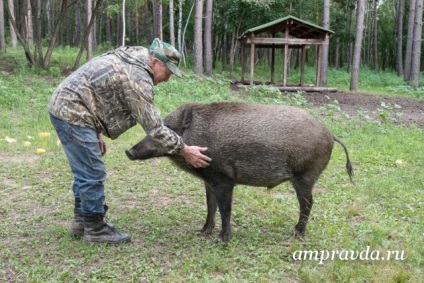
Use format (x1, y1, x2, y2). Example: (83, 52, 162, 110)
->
(239, 15, 334, 40)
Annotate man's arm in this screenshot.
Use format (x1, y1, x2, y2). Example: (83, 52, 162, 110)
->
(122, 72, 211, 167)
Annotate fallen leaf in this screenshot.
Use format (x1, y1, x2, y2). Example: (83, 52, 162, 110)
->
(5, 136, 17, 143)
(38, 132, 51, 138)
(36, 148, 46, 155)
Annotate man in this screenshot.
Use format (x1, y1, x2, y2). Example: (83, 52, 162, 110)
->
(49, 38, 211, 244)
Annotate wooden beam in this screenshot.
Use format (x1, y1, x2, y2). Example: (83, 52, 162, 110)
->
(245, 37, 325, 45)
(276, 86, 338, 92)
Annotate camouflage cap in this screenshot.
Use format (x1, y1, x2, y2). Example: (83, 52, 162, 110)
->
(149, 38, 182, 77)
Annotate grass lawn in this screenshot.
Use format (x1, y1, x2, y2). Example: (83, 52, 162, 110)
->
(0, 49, 423, 282)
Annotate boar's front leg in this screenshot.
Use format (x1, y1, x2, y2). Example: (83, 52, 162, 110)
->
(198, 182, 217, 234)
(213, 182, 235, 242)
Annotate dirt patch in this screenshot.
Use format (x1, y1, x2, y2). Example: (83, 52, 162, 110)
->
(303, 91, 424, 128)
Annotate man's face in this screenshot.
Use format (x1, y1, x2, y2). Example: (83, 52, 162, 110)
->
(151, 58, 173, 85)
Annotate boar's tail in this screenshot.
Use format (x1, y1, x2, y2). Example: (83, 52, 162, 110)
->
(334, 135, 354, 184)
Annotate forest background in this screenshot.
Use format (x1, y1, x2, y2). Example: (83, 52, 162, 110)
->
(0, 0, 423, 91)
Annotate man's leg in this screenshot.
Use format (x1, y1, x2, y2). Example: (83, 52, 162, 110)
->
(49, 113, 130, 244)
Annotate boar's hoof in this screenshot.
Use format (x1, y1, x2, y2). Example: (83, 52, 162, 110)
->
(125, 150, 135, 160)
(213, 237, 229, 246)
(196, 227, 214, 235)
(215, 232, 230, 243)
(293, 229, 306, 238)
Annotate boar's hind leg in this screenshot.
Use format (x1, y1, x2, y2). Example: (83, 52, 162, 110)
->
(291, 173, 316, 237)
(198, 182, 217, 234)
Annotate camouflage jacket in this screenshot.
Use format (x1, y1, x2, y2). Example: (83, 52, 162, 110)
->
(48, 46, 184, 155)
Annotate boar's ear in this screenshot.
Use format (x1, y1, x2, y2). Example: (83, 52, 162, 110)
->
(181, 108, 193, 129)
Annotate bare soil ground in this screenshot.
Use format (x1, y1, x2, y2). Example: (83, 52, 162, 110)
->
(303, 91, 424, 128)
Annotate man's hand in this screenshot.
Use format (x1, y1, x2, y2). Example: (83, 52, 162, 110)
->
(98, 133, 107, 156)
(180, 145, 212, 168)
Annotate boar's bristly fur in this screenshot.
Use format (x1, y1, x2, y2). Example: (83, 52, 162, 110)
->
(126, 102, 353, 242)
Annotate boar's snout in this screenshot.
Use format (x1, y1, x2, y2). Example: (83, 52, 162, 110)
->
(125, 149, 136, 160)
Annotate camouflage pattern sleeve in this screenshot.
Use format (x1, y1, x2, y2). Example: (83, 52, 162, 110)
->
(120, 66, 185, 155)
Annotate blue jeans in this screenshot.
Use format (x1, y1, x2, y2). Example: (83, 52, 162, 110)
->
(49, 113, 106, 216)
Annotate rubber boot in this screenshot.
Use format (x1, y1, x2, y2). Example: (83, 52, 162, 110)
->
(83, 207, 131, 244)
(70, 199, 84, 237)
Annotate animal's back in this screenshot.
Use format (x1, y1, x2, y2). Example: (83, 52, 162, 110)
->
(167, 102, 335, 187)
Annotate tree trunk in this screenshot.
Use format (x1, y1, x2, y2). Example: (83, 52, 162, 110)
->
(204, 0, 213, 76)
(105, 0, 111, 44)
(7, 0, 16, 47)
(75, 0, 81, 46)
(45, 0, 52, 37)
(320, 0, 330, 86)
(347, 1, 354, 70)
(372, 0, 378, 69)
(122, 0, 126, 46)
(169, 0, 175, 46)
(229, 24, 240, 73)
(159, 1, 163, 40)
(30, 0, 43, 64)
(177, 0, 182, 51)
(0, 0, 6, 52)
(221, 19, 227, 71)
(73, 0, 103, 69)
(404, 0, 416, 81)
(396, 0, 405, 76)
(25, 0, 33, 45)
(335, 37, 340, 69)
(5, 0, 35, 65)
(152, 0, 162, 40)
(350, 0, 366, 91)
(411, 0, 423, 88)
(86, 0, 93, 60)
(43, 0, 71, 68)
(193, 0, 203, 74)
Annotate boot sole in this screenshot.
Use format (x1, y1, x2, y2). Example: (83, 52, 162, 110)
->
(84, 236, 131, 245)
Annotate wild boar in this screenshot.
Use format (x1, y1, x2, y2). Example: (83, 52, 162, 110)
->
(126, 102, 353, 242)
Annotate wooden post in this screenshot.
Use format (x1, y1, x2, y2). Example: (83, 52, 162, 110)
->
(240, 43, 245, 83)
(316, 44, 322, 87)
(283, 28, 289, 86)
(271, 33, 275, 84)
(250, 36, 255, 85)
(300, 45, 307, 86)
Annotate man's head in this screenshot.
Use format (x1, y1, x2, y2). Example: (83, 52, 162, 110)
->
(150, 38, 182, 85)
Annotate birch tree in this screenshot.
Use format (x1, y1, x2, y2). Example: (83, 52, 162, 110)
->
(404, 0, 416, 81)
(396, 0, 405, 76)
(411, 0, 423, 88)
(350, 0, 366, 91)
(169, 0, 175, 46)
(177, 0, 183, 51)
(24, 0, 34, 45)
(0, 0, 6, 52)
(7, 0, 16, 47)
(204, 0, 213, 75)
(194, 0, 204, 74)
(86, 0, 93, 60)
(152, 0, 163, 40)
(320, 0, 330, 86)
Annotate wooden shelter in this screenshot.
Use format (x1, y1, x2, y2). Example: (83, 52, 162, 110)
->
(238, 15, 336, 92)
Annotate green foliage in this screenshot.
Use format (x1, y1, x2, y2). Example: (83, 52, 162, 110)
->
(0, 47, 423, 283)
